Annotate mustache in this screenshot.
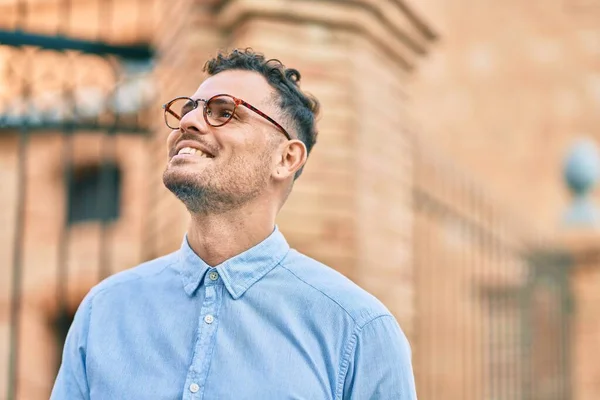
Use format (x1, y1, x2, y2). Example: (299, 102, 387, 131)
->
(169, 132, 217, 158)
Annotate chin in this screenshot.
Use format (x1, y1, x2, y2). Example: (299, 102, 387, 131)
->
(164, 167, 200, 192)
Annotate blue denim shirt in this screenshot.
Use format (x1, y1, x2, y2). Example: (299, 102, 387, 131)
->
(51, 227, 416, 399)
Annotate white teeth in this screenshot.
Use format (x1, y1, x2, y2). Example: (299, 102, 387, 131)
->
(177, 146, 209, 158)
(178, 147, 196, 155)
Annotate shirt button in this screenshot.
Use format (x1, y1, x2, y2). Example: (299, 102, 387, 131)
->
(189, 383, 200, 393)
(208, 271, 219, 281)
(204, 314, 215, 324)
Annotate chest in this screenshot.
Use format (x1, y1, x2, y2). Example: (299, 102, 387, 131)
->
(86, 299, 341, 399)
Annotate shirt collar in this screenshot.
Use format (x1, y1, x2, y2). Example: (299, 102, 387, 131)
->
(176, 226, 290, 299)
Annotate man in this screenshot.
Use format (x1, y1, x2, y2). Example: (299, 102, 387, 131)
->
(52, 48, 417, 399)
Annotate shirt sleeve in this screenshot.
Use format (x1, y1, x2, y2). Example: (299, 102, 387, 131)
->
(50, 294, 92, 400)
(341, 315, 417, 400)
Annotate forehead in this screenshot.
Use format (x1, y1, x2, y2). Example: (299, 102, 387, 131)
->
(193, 69, 275, 106)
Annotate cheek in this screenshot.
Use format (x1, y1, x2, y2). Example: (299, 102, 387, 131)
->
(219, 128, 274, 164)
(233, 141, 269, 162)
(166, 130, 179, 152)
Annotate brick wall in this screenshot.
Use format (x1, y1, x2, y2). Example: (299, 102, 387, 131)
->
(410, 0, 600, 233)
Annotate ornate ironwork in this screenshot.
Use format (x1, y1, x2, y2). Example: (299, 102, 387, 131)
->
(0, 46, 154, 133)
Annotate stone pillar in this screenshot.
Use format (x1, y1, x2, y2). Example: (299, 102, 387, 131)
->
(210, 0, 436, 338)
(560, 232, 600, 400)
(151, 0, 437, 339)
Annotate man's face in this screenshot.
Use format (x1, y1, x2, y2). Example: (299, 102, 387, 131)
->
(162, 70, 286, 214)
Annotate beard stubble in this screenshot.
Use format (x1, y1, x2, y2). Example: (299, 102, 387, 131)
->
(163, 148, 273, 215)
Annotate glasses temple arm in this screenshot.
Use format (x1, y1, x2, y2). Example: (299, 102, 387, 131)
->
(241, 101, 292, 140)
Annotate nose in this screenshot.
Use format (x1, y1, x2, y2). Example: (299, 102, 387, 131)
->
(179, 104, 208, 135)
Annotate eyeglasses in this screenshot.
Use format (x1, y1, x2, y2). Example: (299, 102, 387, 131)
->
(162, 94, 292, 140)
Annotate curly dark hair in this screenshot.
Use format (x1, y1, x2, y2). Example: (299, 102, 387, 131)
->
(203, 48, 320, 179)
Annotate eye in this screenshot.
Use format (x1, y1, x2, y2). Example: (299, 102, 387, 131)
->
(206, 97, 237, 123)
(180, 99, 196, 117)
(206, 108, 232, 118)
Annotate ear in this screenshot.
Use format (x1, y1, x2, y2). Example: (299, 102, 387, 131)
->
(273, 139, 307, 181)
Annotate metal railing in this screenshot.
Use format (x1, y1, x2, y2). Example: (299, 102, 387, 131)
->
(0, 1, 156, 398)
(412, 144, 572, 400)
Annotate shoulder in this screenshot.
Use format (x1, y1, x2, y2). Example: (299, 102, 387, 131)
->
(86, 251, 179, 303)
(278, 249, 391, 327)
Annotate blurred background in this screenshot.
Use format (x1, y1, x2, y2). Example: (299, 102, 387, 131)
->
(1, 0, 600, 399)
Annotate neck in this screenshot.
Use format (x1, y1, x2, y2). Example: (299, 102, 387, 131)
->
(186, 200, 277, 267)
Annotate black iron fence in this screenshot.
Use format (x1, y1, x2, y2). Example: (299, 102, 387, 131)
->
(0, 1, 156, 398)
(412, 146, 572, 400)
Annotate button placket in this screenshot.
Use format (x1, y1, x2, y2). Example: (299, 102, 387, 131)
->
(182, 271, 224, 399)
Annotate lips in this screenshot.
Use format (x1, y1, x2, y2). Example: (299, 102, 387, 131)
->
(170, 140, 215, 159)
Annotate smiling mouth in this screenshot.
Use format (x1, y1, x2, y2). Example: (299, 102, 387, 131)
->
(173, 147, 212, 159)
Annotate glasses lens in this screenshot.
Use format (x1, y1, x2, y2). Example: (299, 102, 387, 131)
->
(205, 96, 236, 127)
(164, 98, 196, 129)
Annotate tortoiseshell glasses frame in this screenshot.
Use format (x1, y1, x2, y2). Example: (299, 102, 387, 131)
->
(162, 94, 292, 140)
